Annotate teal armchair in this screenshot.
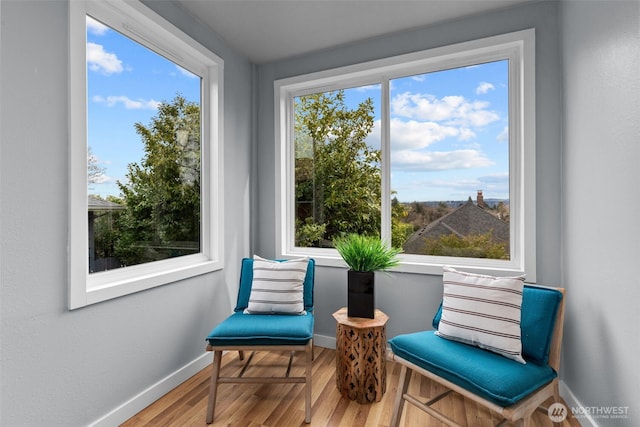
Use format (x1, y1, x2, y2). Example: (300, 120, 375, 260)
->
(205, 257, 315, 424)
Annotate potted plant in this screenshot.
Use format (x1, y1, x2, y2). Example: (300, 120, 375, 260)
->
(334, 234, 402, 318)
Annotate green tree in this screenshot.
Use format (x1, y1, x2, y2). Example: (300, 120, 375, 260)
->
(92, 195, 123, 262)
(391, 196, 413, 249)
(422, 231, 508, 259)
(114, 95, 201, 266)
(88, 146, 106, 187)
(294, 90, 380, 244)
(295, 218, 327, 248)
(496, 201, 509, 221)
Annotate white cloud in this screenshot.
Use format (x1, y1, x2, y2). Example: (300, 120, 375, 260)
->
(92, 95, 160, 110)
(368, 118, 476, 150)
(423, 178, 485, 194)
(391, 92, 500, 127)
(458, 128, 477, 141)
(354, 84, 380, 92)
(86, 16, 109, 36)
(91, 173, 115, 184)
(476, 82, 495, 94)
(389, 119, 459, 150)
(392, 92, 461, 121)
(175, 65, 198, 79)
(391, 149, 494, 172)
(476, 173, 509, 196)
(478, 172, 509, 185)
(464, 107, 500, 127)
(497, 126, 509, 142)
(87, 42, 123, 75)
(395, 176, 509, 202)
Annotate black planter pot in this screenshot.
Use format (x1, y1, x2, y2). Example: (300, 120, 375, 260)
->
(347, 270, 375, 318)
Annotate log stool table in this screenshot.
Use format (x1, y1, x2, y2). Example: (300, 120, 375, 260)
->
(333, 307, 389, 403)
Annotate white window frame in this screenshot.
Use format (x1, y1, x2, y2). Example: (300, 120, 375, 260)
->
(275, 29, 535, 280)
(69, 0, 224, 309)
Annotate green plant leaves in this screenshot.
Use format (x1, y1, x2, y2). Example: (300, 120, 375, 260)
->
(334, 234, 401, 272)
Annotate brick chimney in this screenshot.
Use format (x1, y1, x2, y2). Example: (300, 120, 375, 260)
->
(477, 190, 484, 208)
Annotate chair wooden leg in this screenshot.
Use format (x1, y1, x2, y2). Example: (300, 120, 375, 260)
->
(206, 350, 223, 424)
(390, 365, 412, 427)
(238, 350, 245, 360)
(304, 340, 313, 423)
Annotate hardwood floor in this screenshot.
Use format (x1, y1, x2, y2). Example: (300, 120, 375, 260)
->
(121, 347, 581, 427)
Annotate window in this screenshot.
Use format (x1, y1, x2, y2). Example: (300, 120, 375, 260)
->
(293, 85, 382, 246)
(276, 30, 535, 279)
(69, 0, 224, 309)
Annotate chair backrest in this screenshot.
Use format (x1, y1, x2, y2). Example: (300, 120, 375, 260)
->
(432, 284, 565, 367)
(234, 257, 315, 312)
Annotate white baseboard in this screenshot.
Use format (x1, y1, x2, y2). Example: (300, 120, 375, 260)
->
(88, 341, 591, 427)
(314, 333, 336, 350)
(89, 352, 212, 427)
(560, 380, 599, 427)
(89, 337, 334, 426)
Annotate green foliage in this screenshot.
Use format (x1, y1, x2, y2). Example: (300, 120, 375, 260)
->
(114, 95, 201, 266)
(294, 90, 380, 244)
(404, 201, 451, 232)
(496, 201, 510, 221)
(91, 197, 121, 261)
(422, 231, 508, 259)
(334, 234, 402, 272)
(391, 197, 414, 249)
(295, 218, 327, 247)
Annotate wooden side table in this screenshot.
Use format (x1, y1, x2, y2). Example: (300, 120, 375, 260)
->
(333, 307, 389, 403)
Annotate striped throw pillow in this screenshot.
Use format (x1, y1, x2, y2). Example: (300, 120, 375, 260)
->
(436, 266, 526, 363)
(245, 255, 308, 315)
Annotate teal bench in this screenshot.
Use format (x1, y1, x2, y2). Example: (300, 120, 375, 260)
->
(388, 284, 565, 426)
(205, 258, 315, 424)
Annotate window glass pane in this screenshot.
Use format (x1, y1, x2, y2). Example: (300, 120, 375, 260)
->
(294, 85, 381, 247)
(390, 60, 510, 259)
(86, 15, 202, 273)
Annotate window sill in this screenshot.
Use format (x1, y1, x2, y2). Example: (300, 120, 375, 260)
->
(280, 248, 529, 279)
(70, 255, 222, 309)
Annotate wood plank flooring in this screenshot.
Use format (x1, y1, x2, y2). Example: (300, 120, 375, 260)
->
(121, 347, 581, 427)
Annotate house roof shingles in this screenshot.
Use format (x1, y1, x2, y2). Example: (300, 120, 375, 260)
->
(402, 199, 509, 254)
(88, 195, 124, 212)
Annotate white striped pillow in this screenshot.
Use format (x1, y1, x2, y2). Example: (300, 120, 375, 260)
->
(436, 266, 526, 363)
(244, 255, 308, 315)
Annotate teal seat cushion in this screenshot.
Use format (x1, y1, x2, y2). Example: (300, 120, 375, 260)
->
(432, 285, 562, 365)
(389, 331, 557, 407)
(235, 258, 315, 312)
(207, 311, 314, 346)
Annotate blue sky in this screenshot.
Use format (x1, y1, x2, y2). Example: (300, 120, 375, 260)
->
(345, 60, 509, 203)
(86, 16, 200, 198)
(87, 15, 509, 205)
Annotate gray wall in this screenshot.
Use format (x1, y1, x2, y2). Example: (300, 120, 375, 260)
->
(255, 0, 563, 345)
(0, 1, 252, 425)
(2, 0, 638, 425)
(561, 1, 640, 424)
